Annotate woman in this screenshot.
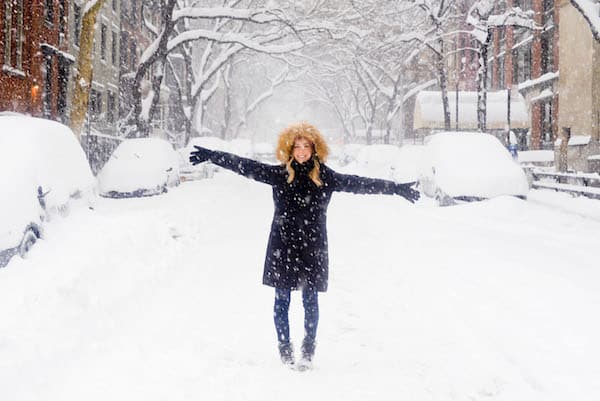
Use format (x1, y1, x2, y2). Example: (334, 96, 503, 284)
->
(189, 122, 419, 369)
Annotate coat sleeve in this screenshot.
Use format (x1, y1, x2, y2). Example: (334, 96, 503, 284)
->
(324, 165, 414, 196)
(191, 147, 280, 185)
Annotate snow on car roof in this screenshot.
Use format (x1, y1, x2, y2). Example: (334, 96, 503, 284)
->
(0, 115, 95, 249)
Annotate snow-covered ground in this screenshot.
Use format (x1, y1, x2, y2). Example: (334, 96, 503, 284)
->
(1, 170, 599, 401)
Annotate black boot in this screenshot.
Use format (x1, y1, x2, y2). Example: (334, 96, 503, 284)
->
(297, 338, 316, 370)
(301, 338, 316, 361)
(278, 342, 295, 366)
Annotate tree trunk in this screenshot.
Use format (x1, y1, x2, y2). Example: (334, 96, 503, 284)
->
(437, 41, 451, 131)
(69, 0, 107, 140)
(477, 33, 491, 132)
(128, 0, 177, 137)
(221, 63, 233, 139)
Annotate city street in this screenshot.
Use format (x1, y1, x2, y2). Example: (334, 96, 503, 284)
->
(1, 170, 599, 401)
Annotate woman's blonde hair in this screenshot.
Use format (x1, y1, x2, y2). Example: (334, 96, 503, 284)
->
(276, 122, 329, 187)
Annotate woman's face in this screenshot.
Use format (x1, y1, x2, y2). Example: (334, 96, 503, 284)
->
(292, 137, 313, 164)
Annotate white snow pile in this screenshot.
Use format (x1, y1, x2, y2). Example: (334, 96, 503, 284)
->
(228, 138, 253, 157)
(518, 149, 555, 164)
(97, 138, 180, 195)
(335, 143, 365, 166)
(393, 144, 425, 183)
(251, 141, 276, 162)
(342, 144, 401, 178)
(419, 132, 529, 199)
(338, 144, 424, 184)
(0, 115, 95, 250)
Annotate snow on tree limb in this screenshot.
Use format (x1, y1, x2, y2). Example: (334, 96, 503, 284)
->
(167, 29, 303, 54)
(172, 7, 284, 24)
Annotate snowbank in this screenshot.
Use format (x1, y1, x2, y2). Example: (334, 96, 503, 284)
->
(518, 150, 555, 164)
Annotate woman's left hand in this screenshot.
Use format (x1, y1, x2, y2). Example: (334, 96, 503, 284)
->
(396, 182, 420, 203)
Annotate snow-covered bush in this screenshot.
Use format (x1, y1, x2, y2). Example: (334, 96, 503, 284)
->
(252, 141, 276, 163)
(336, 144, 365, 166)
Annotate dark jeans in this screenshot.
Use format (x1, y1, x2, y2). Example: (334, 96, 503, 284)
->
(274, 287, 319, 344)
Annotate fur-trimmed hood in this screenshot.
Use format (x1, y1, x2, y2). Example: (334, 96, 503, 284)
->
(276, 122, 330, 164)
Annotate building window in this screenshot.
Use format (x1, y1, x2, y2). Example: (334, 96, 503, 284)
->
(131, 0, 137, 25)
(487, 59, 494, 88)
(120, 31, 128, 68)
(107, 91, 116, 123)
(46, 0, 54, 24)
(16, 0, 23, 69)
(512, 41, 532, 84)
(130, 41, 137, 70)
(3, 0, 24, 70)
(112, 31, 117, 65)
(74, 4, 81, 47)
(3, 1, 13, 66)
(514, 0, 533, 10)
(43, 55, 53, 118)
(100, 24, 107, 60)
(541, 30, 554, 74)
(540, 0, 555, 74)
(89, 89, 103, 120)
(59, 0, 67, 45)
(498, 27, 506, 53)
(497, 56, 505, 89)
(541, 100, 554, 147)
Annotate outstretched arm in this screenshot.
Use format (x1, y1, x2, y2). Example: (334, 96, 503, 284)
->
(326, 167, 420, 203)
(190, 146, 280, 185)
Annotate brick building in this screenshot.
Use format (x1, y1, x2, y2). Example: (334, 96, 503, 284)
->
(1, 0, 73, 122)
(484, 0, 558, 150)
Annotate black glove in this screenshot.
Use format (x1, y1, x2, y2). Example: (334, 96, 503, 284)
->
(396, 181, 420, 203)
(189, 145, 212, 165)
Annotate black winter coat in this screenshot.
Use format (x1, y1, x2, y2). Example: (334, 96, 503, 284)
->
(194, 148, 415, 292)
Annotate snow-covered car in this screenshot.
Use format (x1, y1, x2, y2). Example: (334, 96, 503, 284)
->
(98, 138, 180, 198)
(419, 132, 529, 206)
(0, 115, 96, 267)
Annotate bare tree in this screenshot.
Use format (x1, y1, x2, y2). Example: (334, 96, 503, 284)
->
(229, 58, 305, 139)
(124, 1, 305, 137)
(466, 0, 536, 131)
